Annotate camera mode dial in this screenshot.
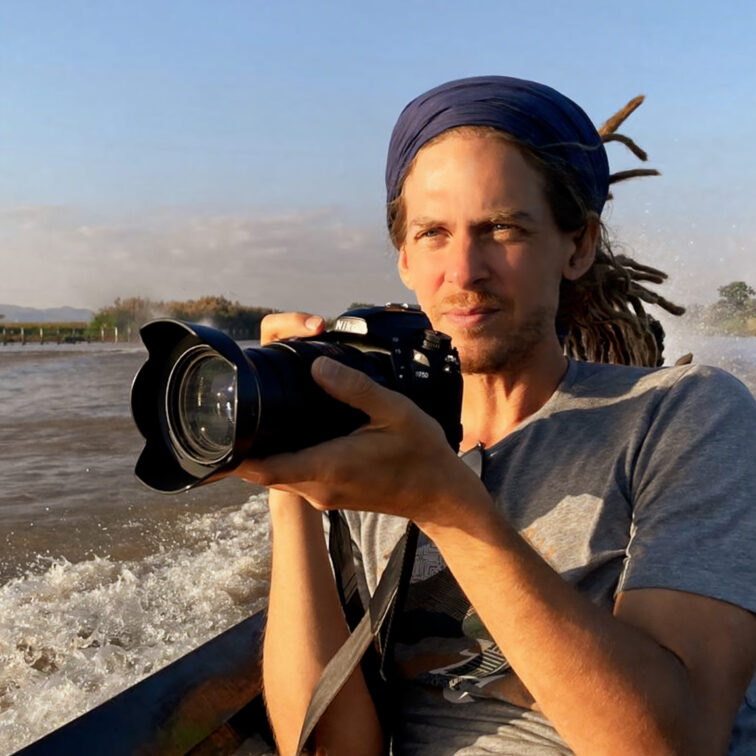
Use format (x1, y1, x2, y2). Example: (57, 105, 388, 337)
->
(421, 329, 450, 351)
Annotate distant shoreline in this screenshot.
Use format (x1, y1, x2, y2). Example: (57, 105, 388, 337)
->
(0, 321, 127, 345)
(690, 318, 756, 338)
(0, 319, 258, 345)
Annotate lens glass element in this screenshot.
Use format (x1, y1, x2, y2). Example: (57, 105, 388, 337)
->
(168, 347, 237, 464)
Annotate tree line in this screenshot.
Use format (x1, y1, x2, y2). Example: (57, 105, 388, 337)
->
(688, 281, 756, 336)
(0, 297, 379, 343)
(5, 286, 756, 341)
(90, 296, 279, 339)
(89, 288, 755, 340)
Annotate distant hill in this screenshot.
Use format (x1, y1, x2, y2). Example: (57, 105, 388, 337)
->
(0, 304, 94, 323)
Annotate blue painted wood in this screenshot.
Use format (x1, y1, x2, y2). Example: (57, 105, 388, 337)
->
(14, 610, 266, 756)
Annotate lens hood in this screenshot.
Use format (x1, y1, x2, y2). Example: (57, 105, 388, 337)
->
(131, 319, 259, 493)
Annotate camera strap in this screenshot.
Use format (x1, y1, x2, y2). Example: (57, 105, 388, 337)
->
(294, 520, 418, 756)
(328, 510, 368, 633)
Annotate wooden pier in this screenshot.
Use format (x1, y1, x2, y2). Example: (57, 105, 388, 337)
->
(0, 322, 254, 345)
(0, 323, 134, 345)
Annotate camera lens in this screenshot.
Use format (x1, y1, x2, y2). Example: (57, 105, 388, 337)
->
(131, 307, 462, 492)
(167, 346, 237, 465)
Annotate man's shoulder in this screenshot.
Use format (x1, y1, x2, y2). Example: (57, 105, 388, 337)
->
(569, 359, 752, 407)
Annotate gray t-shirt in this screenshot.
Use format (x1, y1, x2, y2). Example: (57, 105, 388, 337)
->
(339, 360, 756, 755)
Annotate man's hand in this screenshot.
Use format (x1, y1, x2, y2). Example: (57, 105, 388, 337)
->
(235, 354, 485, 524)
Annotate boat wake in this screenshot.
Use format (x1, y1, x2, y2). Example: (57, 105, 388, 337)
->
(0, 494, 271, 755)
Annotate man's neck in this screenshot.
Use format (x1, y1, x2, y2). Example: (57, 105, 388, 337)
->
(460, 343, 568, 451)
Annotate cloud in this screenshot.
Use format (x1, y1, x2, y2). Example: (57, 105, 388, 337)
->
(2, 202, 753, 318)
(0, 205, 411, 315)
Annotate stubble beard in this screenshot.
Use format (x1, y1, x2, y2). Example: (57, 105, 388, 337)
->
(431, 292, 555, 375)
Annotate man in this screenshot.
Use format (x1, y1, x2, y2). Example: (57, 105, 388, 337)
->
(237, 77, 756, 755)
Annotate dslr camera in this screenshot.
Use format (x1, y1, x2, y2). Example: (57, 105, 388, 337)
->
(131, 304, 463, 493)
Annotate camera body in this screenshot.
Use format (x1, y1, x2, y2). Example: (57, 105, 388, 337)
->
(131, 304, 463, 493)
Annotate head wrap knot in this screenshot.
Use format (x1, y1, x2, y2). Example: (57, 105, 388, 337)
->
(385, 76, 609, 225)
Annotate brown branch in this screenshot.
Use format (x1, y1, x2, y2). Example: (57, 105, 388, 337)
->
(599, 95, 645, 136)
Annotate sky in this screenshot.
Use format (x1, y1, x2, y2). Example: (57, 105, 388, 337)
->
(1, 0, 754, 317)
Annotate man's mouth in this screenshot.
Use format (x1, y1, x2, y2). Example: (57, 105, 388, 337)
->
(442, 307, 498, 328)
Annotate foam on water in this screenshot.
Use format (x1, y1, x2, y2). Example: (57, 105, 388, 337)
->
(662, 319, 756, 393)
(0, 494, 271, 755)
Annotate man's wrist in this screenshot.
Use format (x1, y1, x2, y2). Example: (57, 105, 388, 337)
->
(415, 465, 499, 541)
(268, 489, 323, 530)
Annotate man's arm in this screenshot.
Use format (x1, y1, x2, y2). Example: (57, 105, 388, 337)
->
(247, 313, 384, 756)
(263, 490, 384, 756)
(421, 493, 756, 756)
(616, 588, 756, 754)
(242, 357, 756, 756)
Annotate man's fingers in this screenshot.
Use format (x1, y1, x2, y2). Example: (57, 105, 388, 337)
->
(235, 446, 330, 487)
(237, 452, 345, 511)
(311, 356, 408, 424)
(260, 312, 324, 345)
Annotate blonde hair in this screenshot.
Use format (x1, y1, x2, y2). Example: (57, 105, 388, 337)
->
(387, 101, 683, 368)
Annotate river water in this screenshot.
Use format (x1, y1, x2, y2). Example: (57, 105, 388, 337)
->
(0, 342, 271, 754)
(1, 326, 755, 754)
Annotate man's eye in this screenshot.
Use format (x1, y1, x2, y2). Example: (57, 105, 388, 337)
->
(493, 223, 515, 232)
(419, 228, 439, 239)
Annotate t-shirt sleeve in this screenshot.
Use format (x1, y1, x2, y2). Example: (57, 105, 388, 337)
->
(618, 365, 756, 614)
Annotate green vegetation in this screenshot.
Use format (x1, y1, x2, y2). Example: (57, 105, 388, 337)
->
(1, 297, 278, 344)
(693, 281, 756, 336)
(90, 296, 278, 340)
(1, 322, 91, 344)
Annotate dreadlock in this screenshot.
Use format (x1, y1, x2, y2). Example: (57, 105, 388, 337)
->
(555, 95, 684, 367)
(387, 97, 684, 368)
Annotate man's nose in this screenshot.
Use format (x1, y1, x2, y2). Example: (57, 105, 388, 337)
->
(443, 233, 489, 287)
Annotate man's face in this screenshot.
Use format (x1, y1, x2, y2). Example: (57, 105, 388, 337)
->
(398, 133, 579, 374)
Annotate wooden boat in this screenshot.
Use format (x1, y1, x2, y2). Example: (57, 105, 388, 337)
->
(13, 610, 273, 756)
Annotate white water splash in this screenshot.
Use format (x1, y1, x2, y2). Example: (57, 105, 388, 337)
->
(0, 494, 271, 755)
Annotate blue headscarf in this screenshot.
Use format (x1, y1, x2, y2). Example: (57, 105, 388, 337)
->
(385, 76, 609, 224)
